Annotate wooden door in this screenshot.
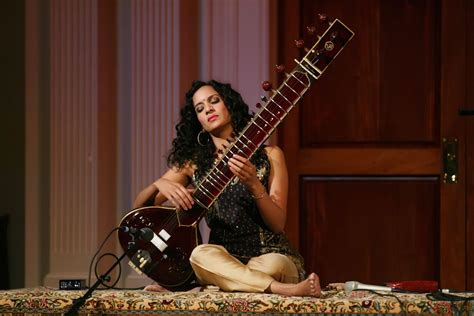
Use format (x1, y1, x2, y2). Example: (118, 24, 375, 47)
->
(277, 0, 470, 290)
(466, 0, 474, 291)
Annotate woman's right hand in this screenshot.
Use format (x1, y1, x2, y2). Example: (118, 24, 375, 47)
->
(153, 178, 194, 210)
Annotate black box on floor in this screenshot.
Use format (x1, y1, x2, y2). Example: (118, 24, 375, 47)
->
(59, 279, 87, 290)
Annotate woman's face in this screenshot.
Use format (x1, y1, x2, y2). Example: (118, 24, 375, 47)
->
(193, 85, 232, 135)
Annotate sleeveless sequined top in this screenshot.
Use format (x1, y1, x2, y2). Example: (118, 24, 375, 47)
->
(193, 153, 306, 281)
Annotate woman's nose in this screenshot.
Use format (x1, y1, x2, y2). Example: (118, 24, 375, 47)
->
(205, 104, 214, 114)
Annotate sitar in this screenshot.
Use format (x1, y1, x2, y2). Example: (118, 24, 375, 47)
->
(118, 17, 354, 289)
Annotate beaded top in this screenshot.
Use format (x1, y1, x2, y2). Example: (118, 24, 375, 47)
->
(193, 152, 306, 281)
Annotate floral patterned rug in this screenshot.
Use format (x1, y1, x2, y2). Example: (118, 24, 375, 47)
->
(0, 284, 473, 315)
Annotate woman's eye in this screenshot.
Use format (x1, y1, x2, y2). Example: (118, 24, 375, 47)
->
(196, 106, 203, 113)
(211, 97, 220, 104)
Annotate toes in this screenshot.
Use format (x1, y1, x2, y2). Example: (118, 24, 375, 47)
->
(307, 273, 321, 296)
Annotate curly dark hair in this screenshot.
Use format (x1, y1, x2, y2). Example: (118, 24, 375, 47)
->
(167, 80, 267, 179)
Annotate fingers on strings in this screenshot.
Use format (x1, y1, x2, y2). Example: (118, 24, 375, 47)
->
(171, 186, 194, 210)
(228, 155, 254, 179)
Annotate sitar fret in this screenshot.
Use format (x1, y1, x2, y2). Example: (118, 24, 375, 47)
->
(213, 168, 231, 182)
(253, 116, 276, 135)
(275, 89, 292, 105)
(199, 183, 216, 200)
(268, 98, 288, 113)
(239, 133, 258, 149)
(235, 137, 253, 152)
(228, 145, 248, 157)
(283, 81, 300, 97)
(261, 106, 280, 122)
(289, 71, 306, 86)
(206, 174, 225, 190)
(265, 101, 286, 119)
(254, 113, 272, 129)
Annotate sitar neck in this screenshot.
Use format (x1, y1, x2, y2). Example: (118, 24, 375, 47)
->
(192, 19, 354, 210)
(192, 70, 311, 210)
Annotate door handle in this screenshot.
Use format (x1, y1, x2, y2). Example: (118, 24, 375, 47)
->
(442, 138, 458, 184)
(459, 108, 474, 116)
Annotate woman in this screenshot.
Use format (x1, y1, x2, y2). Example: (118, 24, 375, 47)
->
(134, 80, 320, 296)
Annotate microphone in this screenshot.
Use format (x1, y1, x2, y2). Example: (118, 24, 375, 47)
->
(344, 281, 404, 294)
(120, 226, 154, 242)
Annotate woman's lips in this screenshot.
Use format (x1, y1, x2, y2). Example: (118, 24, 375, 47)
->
(208, 115, 218, 122)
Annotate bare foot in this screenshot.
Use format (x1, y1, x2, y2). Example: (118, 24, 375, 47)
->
(270, 273, 321, 297)
(144, 284, 170, 292)
(144, 284, 202, 292)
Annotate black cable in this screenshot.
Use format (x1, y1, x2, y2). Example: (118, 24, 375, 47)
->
(66, 227, 150, 315)
(365, 290, 407, 315)
(87, 227, 120, 288)
(94, 253, 146, 290)
(94, 253, 121, 288)
(426, 290, 474, 315)
(86, 226, 149, 291)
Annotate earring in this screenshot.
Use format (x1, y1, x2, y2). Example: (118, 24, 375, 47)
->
(197, 129, 209, 146)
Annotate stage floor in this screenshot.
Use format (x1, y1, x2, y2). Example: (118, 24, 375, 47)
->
(0, 284, 473, 315)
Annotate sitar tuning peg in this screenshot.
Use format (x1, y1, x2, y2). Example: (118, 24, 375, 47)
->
(306, 26, 316, 35)
(317, 13, 329, 23)
(261, 81, 272, 91)
(256, 102, 262, 109)
(260, 96, 268, 102)
(275, 64, 285, 73)
(295, 39, 304, 48)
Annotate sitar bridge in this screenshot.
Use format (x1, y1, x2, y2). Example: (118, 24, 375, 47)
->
(129, 249, 152, 275)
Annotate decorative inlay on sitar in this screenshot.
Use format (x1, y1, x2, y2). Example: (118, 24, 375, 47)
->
(118, 17, 354, 289)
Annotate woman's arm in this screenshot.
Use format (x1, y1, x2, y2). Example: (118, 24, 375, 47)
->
(228, 146, 288, 233)
(132, 183, 159, 208)
(132, 165, 195, 210)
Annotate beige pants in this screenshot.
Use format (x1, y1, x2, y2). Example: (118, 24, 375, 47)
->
(189, 244, 299, 292)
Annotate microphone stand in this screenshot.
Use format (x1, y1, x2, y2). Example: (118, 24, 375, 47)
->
(65, 241, 135, 316)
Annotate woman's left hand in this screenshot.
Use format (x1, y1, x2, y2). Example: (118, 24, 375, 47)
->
(228, 154, 261, 192)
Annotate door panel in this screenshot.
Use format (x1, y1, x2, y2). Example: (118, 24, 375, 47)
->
(300, 0, 439, 145)
(300, 177, 439, 287)
(277, 0, 468, 289)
